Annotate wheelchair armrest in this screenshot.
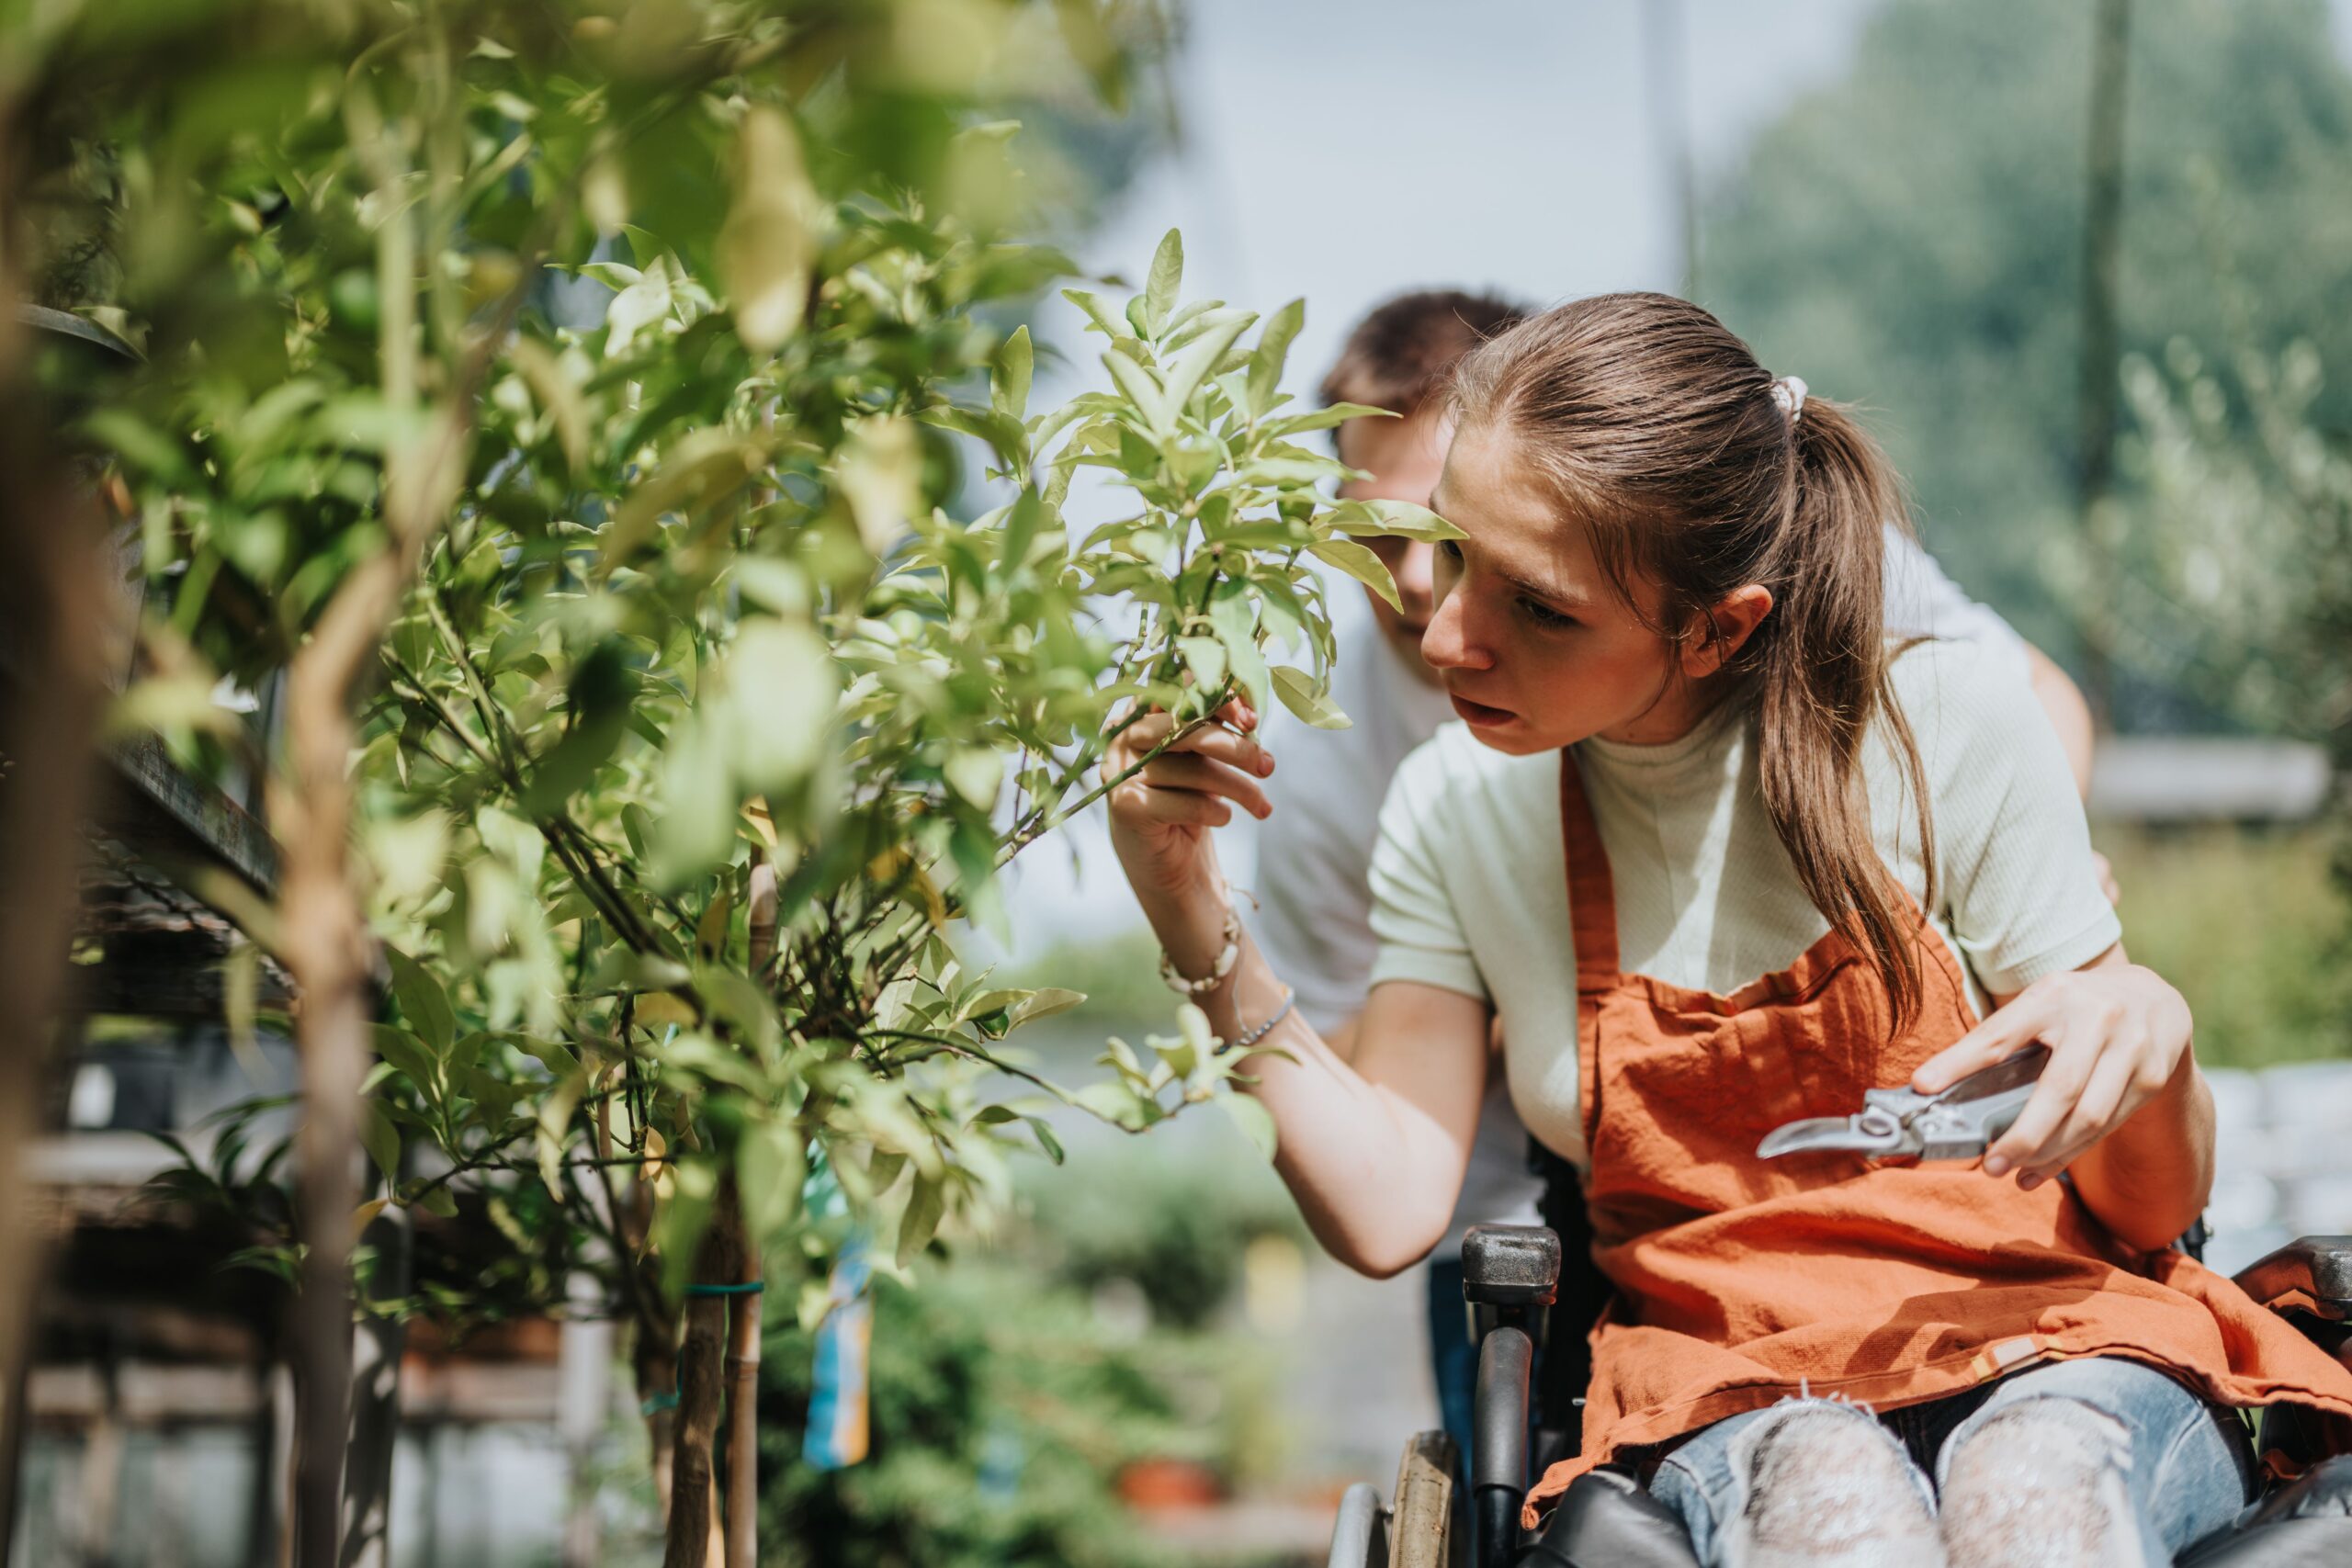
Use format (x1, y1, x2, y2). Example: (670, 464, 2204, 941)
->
(2233, 1235, 2352, 1324)
(1463, 1223, 1562, 1309)
(1524, 1466, 1704, 1568)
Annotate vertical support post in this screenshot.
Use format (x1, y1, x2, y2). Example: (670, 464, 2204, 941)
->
(558, 1275, 612, 1568)
(1642, 0, 1699, 299)
(725, 861, 776, 1568)
(2077, 0, 2132, 723)
(722, 1271, 762, 1568)
(338, 1208, 410, 1568)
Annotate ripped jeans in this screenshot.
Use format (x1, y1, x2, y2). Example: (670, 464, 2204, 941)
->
(1647, 1358, 2257, 1568)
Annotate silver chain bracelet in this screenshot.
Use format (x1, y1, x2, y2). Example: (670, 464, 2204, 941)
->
(1225, 987, 1295, 1055)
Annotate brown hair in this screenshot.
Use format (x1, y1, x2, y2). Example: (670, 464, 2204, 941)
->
(1449, 293, 1938, 1030)
(1321, 288, 1532, 417)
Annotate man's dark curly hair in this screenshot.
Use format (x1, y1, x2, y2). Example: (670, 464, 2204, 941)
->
(1318, 288, 1532, 418)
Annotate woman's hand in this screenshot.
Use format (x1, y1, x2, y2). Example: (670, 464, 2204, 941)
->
(1910, 948, 2195, 1190)
(1102, 697, 1276, 903)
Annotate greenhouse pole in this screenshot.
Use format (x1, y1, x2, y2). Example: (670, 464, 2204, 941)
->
(2077, 0, 2132, 723)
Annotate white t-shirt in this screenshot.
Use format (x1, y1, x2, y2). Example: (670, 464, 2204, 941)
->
(1252, 527, 2041, 1253)
(1366, 636, 2120, 1168)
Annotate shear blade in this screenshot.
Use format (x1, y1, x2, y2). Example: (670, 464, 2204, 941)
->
(1757, 1117, 1883, 1158)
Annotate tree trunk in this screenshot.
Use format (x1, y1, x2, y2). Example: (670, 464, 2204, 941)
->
(662, 1180, 744, 1568)
(274, 617, 377, 1568)
(271, 399, 468, 1563)
(0, 357, 118, 1565)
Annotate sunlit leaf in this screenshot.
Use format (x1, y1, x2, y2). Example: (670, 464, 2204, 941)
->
(384, 947, 455, 1055)
(721, 107, 818, 353)
(1249, 298, 1306, 415)
(1271, 665, 1351, 730)
(1310, 538, 1402, 612)
(1142, 227, 1183, 335)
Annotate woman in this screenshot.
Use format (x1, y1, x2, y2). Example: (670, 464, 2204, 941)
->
(1102, 295, 2352, 1567)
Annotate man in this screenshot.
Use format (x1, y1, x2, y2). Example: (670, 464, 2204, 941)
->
(1250, 288, 2100, 1472)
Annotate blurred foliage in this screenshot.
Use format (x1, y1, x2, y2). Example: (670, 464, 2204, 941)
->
(2102, 822, 2352, 1067)
(1018, 1133, 1305, 1332)
(756, 1260, 1194, 1568)
(1703, 0, 2352, 721)
(2110, 333, 2352, 750)
(7, 0, 1457, 1514)
(1007, 926, 1170, 1037)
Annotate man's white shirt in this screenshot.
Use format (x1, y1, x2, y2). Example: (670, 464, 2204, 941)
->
(1249, 525, 2032, 1263)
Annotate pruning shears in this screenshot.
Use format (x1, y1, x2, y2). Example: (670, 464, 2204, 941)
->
(1756, 1046, 2050, 1163)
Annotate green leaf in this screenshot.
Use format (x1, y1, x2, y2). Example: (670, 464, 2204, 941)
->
(1006, 987, 1086, 1030)
(838, 415, 922, 556)
(654, 1156, 719, 1303)
(944, 747, 1003, 810)
(1102, 350, 1165, 434)
(1060, 288, 1131, 340)
(1324, 498, 1466, 542)
(896, 1173, 945, 1269)
(993, 324, 1034, 423)
(383, 947, 455, 1055)
(370, 1025, 440, 1100)
(650, 715, 737, 888)
(696, 887, 733, 960)
(600, 430, 766, 573)
(1249, 298, 1306, 415)
(720, 107, 817, 353)
(507, 338, 590, 473)
(359, 1099, 401, 1190)
(521, 710, 628, 816)
(1220, 1091, 1278, 1161)
(738, 1121, 806, 1248)
(726, 616, 836, 792)
(1208, 591, 1270, 712)
(1022, 1114, 1066, 1164)
(1144, 229, 1183, 336)
(1271, 665, 1351, 730)
(1071, 1080, 1158, 1131)
(1266, 402, 1396, 437)
(998, 488, 1046, 571)
(1310, 538, 1402, 612)
(1176, 636, 1227, 692)
(1159, 310, 1255, 423)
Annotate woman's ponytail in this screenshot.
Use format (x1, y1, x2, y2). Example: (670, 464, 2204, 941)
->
(1757, 399, 1936, 1031)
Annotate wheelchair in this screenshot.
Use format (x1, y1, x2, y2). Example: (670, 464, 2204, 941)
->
(1327, 1168, 2352, 1568)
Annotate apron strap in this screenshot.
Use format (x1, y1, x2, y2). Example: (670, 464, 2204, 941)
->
(1558, 749, 1622, 994)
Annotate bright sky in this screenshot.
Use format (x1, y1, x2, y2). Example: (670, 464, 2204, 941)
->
(998, 0, 2352, 960)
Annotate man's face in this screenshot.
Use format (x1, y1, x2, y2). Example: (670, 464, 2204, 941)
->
(1420, 423, 1690, 756)
(1335, 408, 1450, 679)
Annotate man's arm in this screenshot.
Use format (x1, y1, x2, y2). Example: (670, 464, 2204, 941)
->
(2024, 643, 2096, 799)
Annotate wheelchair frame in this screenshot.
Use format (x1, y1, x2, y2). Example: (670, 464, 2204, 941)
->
(1328, 1191, 2352, 1568)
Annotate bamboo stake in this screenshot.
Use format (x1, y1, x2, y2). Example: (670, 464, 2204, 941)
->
(725, 863, 777, 1568)
(662, 1182, 742, 1568)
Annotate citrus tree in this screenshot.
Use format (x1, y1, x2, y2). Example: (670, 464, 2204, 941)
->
(7, 2, 1457, 1561)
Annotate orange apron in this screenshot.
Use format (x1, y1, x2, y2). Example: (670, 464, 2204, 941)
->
(1524, 750, 2352, 1519)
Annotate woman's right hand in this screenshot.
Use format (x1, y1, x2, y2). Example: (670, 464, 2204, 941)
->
(1102, 697, 1276, 904)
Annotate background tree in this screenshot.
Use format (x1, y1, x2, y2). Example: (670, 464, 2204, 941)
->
(1702, 0, 2352, 722)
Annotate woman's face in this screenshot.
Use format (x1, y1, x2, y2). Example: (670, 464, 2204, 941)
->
(1422, 422, 1717, 754)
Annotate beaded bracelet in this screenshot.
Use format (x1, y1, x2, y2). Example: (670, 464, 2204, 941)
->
(1159, 906, 1243, 997)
